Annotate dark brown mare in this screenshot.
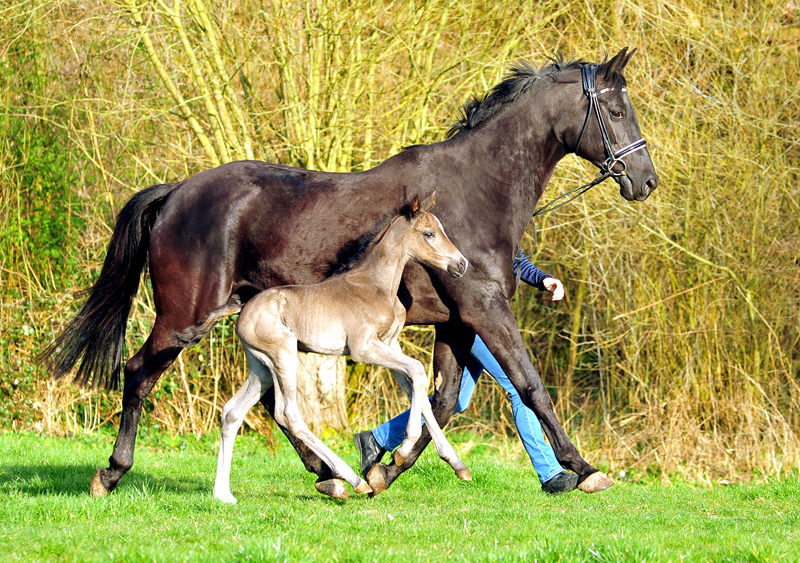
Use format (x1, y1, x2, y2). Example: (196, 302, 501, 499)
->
(42, 48, 657, 497)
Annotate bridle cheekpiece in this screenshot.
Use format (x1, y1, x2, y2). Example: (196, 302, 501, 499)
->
(573, 63, 648, 178)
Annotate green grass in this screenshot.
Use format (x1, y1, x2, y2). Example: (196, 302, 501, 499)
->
(1, 431, 798, 562)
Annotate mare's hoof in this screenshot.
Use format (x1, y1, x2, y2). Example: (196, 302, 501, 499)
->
(577, 471, 615, 493)
(315, 479, 349, 499)
(366, 463, 388, 496)
(354, 482, 373, 495)
(89, 469, 110, 497)
(392, 450, 407, 467)
(455, 468, 472, 482)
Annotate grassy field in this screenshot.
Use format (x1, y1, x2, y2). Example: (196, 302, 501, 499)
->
(1, 431, 798, 563)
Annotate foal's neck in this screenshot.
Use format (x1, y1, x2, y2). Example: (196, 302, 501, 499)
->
(350, 217, 412, 298)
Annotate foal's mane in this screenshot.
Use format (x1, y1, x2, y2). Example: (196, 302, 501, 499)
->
(446, 54, 627, 139)
(328, 201, 416, 277)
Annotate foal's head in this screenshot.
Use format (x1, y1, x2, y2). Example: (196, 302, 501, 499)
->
(403, 192, 468, 279)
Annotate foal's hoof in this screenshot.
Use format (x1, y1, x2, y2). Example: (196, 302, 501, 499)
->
(89, 469, 111, 497)
(577, 471, 615, 493)
(315, 479, 349, 499)
(392, 450, 407, 467)
(455, 468, 472, 482)
(366, 463, 388, 496)
(354, 482, 373, 495)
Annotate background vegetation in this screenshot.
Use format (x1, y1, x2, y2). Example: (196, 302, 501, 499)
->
(1, 0, 798, 482)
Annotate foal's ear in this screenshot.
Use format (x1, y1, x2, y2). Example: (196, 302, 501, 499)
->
(603, 47, 636, 78)
(421, 191, 437, 212)
(409, 194, 421, 218)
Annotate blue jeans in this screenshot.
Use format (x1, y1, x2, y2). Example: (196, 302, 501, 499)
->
(370, 335, 563, 483)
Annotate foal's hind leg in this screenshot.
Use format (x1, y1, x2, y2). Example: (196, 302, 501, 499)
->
(259, 389, 337, 483)
(255, 343, 371, 496)
(214, 349, 274, 504)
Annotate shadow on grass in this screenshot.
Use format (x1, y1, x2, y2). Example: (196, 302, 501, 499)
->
(0, 464, 207, 497)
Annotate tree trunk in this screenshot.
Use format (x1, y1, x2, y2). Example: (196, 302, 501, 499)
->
(294, 352, 348, 432)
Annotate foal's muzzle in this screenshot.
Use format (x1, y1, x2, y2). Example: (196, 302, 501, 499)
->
(448, 257, 469, 278)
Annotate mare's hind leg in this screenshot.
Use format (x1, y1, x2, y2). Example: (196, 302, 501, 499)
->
(214, 349, 274, 504)
(91, 321, 183, 496)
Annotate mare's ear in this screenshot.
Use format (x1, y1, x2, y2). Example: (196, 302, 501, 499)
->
(421, 191, 437, 211)
(409, 194, 421, 218)
(603, 47, 636, 78)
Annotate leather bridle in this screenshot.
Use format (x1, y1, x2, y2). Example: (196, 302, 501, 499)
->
(521, 64, 650, 269)
(574, 63, 648, 178)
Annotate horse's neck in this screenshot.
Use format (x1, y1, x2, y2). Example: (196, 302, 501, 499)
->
(445, 88, 567, 245)
(350, 219, 410, 297)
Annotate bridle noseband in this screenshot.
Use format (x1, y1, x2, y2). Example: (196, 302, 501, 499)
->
(573, 63, 648, 178)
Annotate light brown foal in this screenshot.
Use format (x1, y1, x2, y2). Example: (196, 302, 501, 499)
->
(180, 193, 470, 502)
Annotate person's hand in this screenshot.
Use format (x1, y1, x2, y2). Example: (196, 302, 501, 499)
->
(542, 277, 565, 301)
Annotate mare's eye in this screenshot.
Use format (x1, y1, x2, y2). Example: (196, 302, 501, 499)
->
(424, 231, 435, 239)
(610, 110, 624, 120)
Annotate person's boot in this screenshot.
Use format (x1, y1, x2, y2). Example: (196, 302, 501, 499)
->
(353, 431, 386, 479)
(541, 471, 578, 495)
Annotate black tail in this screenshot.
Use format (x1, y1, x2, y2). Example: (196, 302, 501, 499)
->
(39, 183, 176, 390)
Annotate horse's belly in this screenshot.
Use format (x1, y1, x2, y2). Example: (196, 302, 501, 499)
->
(296, 338, 348, 357)
(294, 321, 349, 357)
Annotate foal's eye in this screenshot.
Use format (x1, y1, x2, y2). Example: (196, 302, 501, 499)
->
(610, 110, 624, 120)
(423, 231, 435, 239)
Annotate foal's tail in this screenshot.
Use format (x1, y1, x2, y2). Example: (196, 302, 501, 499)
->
(39, 183, 177, 390)
(173, 301, 243, 348)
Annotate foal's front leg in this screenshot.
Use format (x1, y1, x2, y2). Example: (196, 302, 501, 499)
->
(354, 339, 468, 479)
(388, 343, 470, 481)
(366, 325, 472, 494)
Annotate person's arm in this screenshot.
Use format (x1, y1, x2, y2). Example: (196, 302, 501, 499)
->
(514, 251, 564, 301)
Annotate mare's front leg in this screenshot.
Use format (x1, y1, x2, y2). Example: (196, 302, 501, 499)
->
(464, 296, 612, 493)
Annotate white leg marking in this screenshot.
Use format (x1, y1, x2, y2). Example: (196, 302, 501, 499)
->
(214, 347, 273, 504)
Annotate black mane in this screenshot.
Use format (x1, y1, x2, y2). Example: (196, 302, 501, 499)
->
(446, 54, 627, 139)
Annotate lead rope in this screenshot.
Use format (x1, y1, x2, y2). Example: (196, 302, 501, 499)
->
(516, 169, 612, 287)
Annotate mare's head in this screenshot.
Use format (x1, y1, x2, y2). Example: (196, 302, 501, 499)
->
(558, 48, 658, 201)
(403, 192, 468, 278)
